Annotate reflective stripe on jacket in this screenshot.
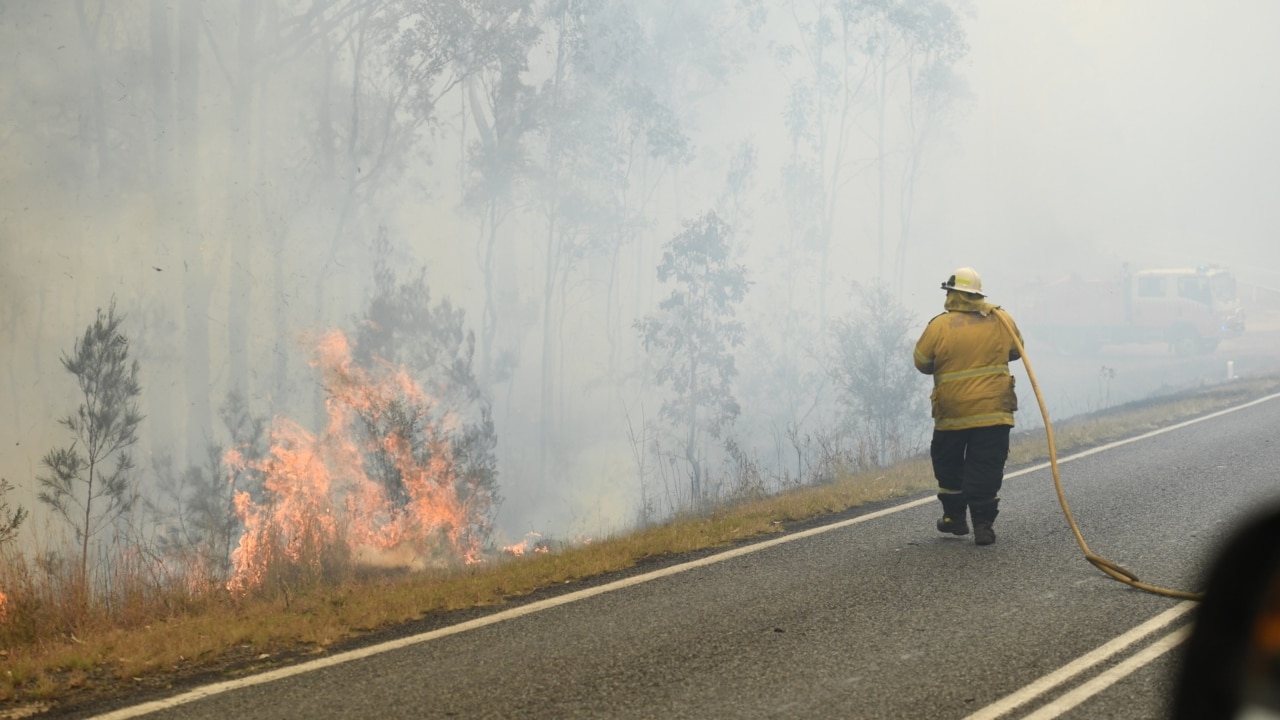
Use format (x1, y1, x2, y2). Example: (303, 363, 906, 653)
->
(914, 293, 1023, 431)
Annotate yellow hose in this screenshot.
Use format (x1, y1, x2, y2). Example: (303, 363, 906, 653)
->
(993, 309, 1201, 602)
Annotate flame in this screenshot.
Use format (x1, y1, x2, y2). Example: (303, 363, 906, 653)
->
(501, 532, 552, 556)
(227, 330, 487, 594)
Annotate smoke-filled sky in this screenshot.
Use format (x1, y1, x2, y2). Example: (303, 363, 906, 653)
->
(2, 0, 1279, 555)
(924, 0, 1280, 300)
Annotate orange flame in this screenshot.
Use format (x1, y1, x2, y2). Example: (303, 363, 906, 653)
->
(501, 532, 553, 556)
(227, 330, 486, 594)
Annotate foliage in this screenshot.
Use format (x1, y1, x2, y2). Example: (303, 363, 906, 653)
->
(887, 0, 971, 293)
(636, 211, 749, 501)
(829, 283, 928, 466)
(0, 478, 27, 546)
(37, 299, 143, 584)
(148, 392, 268, 586)
(353, 236, 500, 548)
(460, 2, 543, 384)
(1, 376, 1276, 704)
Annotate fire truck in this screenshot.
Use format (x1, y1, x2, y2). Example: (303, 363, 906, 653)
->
(1016, 265, 1245, 355)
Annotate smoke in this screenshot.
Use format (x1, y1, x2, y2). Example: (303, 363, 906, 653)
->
(3, 0, 1280, 559)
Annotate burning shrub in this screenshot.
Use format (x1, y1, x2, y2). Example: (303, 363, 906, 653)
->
(147, 392, 268, 592)
(225, 240, 499, 596)
(227, 331, 497, 595)
(351, 239, 500, 556)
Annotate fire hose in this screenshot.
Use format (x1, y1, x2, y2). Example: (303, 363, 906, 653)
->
(993, 309, 1202, 602)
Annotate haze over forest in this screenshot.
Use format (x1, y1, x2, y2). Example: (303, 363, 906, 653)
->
(2, 0, 1280, 562)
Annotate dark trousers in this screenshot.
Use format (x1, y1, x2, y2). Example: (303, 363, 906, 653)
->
(931, 425, 1011, 524)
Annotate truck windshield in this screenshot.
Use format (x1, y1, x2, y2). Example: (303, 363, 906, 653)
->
(1210, 273, 1238, 302)
(1177, 276, 1211, 305)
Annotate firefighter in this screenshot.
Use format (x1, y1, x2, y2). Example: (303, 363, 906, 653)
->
(913, 267, 1023, 546)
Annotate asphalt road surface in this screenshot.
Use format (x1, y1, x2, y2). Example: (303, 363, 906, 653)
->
(87, 392, 1280, 720)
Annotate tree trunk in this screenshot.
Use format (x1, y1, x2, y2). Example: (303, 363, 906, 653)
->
(178, 0, 212, 464)
(876, 52, 889, 281)
(75, 0, 108, 188)
(81, 451, 95, 591)
(148, 0, 178, 457)
(686, 353, 700, 502)
(262, 10, 289, 419)
(226, 0, 262, 402)
(538, 217, 558, 484)
(480, 201, 499, 385)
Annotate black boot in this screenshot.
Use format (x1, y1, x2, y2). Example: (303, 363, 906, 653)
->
(970, 498, 999, 546)
(936, 492, 969, 535)
(973, 523, 996, 546)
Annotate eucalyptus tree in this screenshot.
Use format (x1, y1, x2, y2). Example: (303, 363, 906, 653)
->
(195, 0, 519, 433)
(175, 0, 212, 463)
(829, 283, 928, 466)
(636, 212, 748, 503)
(763, 0, 882, 465)
(822, 0, 968, 293)
(887, 0, 968, 296)
(775, 0, 967, 297)
(157, 0, 522, 428)
(460, 1, 543, 387)
(523, 0, 695, 480)
(0, 2, 205, 461)
(203, 0, 374, 404)
(776, 0, 879, 334)
(604, 0, 763, 383)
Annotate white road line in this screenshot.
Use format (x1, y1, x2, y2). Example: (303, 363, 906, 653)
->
(1021, 625, 1192, 720)
(89, 498, 938, 720)
(962, 602, 1195, 720)
(94, 391, 1280, 719)
(1003, 390, 1280, 481)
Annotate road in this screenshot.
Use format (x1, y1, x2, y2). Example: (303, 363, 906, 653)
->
(85, 392, 1280, 720)
(1017, 320, 1280, 424)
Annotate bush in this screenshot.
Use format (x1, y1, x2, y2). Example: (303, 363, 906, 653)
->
(829, 283, 929, 466)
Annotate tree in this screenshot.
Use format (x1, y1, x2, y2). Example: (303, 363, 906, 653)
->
(828, 283, 927, 466)
(224, 239, 501, 594)
(521, 0, 696, 481)
(149, 391, 268, 585)
(776, 0, 878, 333)
(764, 0, 882, 467)
(889, 0, 968, 296)
(636, 211, 748, 502)
(38, 300, 144, 586)
(0, 479, 27, 547)
(352, 236, 500, 549)
(460, 1, 542, 387)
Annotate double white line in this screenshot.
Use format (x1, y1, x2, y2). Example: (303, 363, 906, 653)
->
(956, 394, 1280, 718)
(964, 601, 1194, 719)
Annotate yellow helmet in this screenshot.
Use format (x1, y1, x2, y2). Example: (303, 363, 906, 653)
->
(941, 267, 985, 297)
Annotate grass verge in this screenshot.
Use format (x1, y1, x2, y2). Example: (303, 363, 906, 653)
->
(5, 374, 1280, 715)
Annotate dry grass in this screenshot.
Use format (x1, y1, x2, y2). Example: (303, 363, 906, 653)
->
(2, 375, 1279, 712)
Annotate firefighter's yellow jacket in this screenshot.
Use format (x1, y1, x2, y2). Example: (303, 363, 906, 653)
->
(913, 292, 1023, 431)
